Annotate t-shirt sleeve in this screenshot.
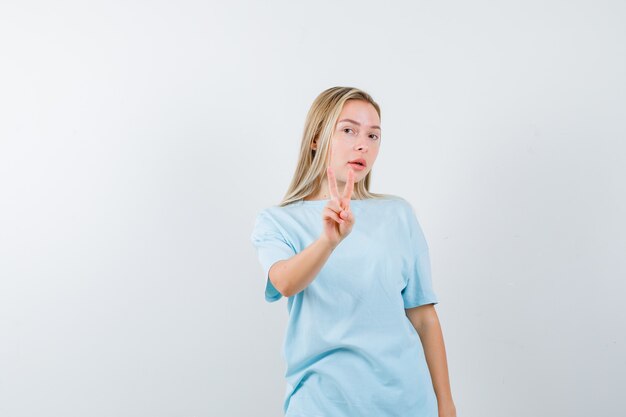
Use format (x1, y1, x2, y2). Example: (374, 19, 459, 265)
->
(402, 203, 439, 309)
(250, 209, 296, 303)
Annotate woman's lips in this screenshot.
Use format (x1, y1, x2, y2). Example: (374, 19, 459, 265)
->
(348, 162, 365, 171)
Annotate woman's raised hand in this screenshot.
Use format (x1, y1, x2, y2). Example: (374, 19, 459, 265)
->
(321, 166, 355, 248)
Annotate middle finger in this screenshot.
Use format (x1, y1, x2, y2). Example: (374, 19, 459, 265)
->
(342, 167, 355, 203)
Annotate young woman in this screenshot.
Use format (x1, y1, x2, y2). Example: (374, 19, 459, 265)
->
(250, 86, 456, 417)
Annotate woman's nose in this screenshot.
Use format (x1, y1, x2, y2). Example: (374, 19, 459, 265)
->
(354, 134, 367, 150)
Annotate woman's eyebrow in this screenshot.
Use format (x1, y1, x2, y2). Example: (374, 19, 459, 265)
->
(338, 118, 381, 130)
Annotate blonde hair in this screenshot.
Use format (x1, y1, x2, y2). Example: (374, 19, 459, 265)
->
(279, 86, 397, 207)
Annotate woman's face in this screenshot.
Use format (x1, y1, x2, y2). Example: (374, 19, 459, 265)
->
(326, 99, 381, 186)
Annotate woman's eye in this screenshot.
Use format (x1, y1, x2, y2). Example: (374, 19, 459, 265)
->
(343, 128, 353, 134)
(370, 134, 379, 140)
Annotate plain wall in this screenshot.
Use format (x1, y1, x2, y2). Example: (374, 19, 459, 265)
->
(1, 1, 624, 416)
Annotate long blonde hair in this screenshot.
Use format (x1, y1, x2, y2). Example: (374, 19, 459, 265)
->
(279, 86, 396, 207)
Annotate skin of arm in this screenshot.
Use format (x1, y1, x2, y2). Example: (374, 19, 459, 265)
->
(270, 166, 355, 298)
(268, 236, 337, 298)
(405, 304, 457, 417)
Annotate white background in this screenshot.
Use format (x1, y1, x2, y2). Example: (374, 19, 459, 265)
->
(1, 1, 624, 416)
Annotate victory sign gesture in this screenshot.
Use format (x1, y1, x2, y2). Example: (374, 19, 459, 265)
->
(321, 166, 356, 248)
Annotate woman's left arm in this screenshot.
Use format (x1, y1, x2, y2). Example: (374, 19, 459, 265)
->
(405, 304, 457, 417)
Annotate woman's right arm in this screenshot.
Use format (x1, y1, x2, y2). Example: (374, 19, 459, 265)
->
(271, 166, 356, 297)
(268, 236, 337, 297)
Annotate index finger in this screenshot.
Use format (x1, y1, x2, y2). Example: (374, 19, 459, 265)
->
(327, 166, 340, 201)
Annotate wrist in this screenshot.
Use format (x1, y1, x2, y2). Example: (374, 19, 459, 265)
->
(437, 398, 456, 410)
(317, 236, 338, 251)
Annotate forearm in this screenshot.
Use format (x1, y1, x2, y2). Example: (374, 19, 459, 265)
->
(416, 317, 455, 407)
(269, 236, 336, 297)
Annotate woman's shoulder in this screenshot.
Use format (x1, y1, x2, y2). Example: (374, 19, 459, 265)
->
(370, 195, 424, 227)
(255, 193, 414, 213)
(366, 193, 413, 210)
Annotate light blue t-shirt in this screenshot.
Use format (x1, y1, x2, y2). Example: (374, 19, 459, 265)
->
(250, 196, 439, 417)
